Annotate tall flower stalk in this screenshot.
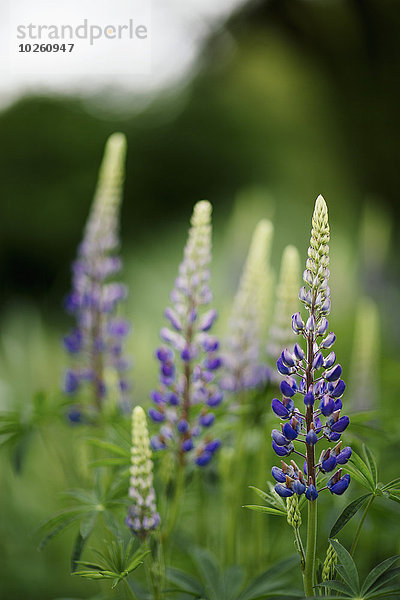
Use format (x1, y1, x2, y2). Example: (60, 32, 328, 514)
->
(63, 133, 130, 413)
(149, 201, 222, 468)
(270, 195, 351, 597)
(221, 219, 273, 393)
(126, 406, 160, 538)
(267, 244, 301, 383)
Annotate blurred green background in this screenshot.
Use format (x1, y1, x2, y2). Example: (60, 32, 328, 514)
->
(0, 0, 399, 598)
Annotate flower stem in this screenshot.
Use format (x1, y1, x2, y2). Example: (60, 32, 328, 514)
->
(303, 499, 317, 597)
(123, 578, 138, 600)
(350, 494, 375, 556)
(294, 527, 306, 570)
(163, 461, 185, 543)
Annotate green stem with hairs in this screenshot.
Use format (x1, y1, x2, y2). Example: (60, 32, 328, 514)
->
(350, 494, 375, 556)
(303, 499, 318, 597)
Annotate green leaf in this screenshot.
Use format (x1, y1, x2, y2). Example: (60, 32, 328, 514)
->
(37, 511, 83, 550)
(329, 494, 372, 538)
(370, 566, 400, 592)
(190, 547, 222, 600)
(125, 548, 150, 573)
(388, 494, 400, 505)
(237, 555, 299, 600)
(71, 533, 88, 572)
(89, 458, 129, 468)
(316, 579, 353, 596)
(365, 586, 400, 598)
(328, 539, 359, 594)
(382, 477, 400, 491)
(363, 444, 378, 486)
(86, 438, 130, 457)
(166, 567, 205, 597)
(361, 556, 400, 595)
(223, 565, 244, 600)
(243, 505, 286, 516)
(347, 452, 376, 492)
(80, 511, 97, 539)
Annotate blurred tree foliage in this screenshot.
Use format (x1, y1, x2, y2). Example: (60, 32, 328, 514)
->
(0, 0, 399, 309)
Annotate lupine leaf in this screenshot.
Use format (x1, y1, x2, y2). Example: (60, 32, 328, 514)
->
(71, 532, 88, 572)
(89, 458, 129, 468)
(190, 547, 222, 600)
(329, 539, 359, 594)
(329, 493, 372, 537)
(222, 565, 245, 600)
(237, 555, 299, 600)
(166, 567, 205, 597)
(126, 548, 150, 573)
(388, 494, 400, 505)
(347, 452, 376, 492)
(364, 586, 400, 598)
(382, 478, 400, 491)
(363, 444, 378, 486)
(37, 511, 83, 550)
(316, 579, 353, 595)
(361, 556, 400, 595)
(86, 438, 130, 457)
(243, 505, 286, 516)
(80, 511, 97, 539)
(365, 567, 400, 595)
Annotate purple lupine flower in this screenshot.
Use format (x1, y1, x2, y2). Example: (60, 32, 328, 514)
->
(62, 134, 131, 412)
(126, 407, 160, 538)
(149, 201, 222, 466)
(271, 196, 351, 501)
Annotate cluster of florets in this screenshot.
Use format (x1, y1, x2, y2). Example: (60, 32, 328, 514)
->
(267, 245, 301, 384)
(149, 201, 222, 467)
(63, 133, 130, 412)
(221, 220, 273, 392)
(126, 406, 160, 538)
(270, 195, 351, 501)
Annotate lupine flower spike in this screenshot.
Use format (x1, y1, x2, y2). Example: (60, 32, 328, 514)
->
(126, 406, 160, 539)
(149, 201, 222, 467)
(221, 219, 273, 392)
(271, 195, 351, 501)
(268, 245, 301, 384)
(349, 297, 380, 411)
(63, 133, 131, 413)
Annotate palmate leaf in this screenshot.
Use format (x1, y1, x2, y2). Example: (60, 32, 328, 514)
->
(362, 445, 378, 486)
(346, 452, 376, 492)
(223, 565, 245, 600)
(382, 477, 400, 492)
(166, 567, 205, 597)
(329, 493, 372, 538)
(86, 437, 130, 458)
(316, 579, 353, 596)
(190, 547, 223, 600)
(328, 540, 359, 595)
(365, 586, 400, 598)
(361, 556, 400, 596)
(37, 509, 85, 550)
(243, 505, 287, 516)
(237, 555, 300, 600)
(73, 540, 149, 587)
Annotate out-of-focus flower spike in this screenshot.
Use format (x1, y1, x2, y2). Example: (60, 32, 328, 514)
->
(268, 245, 301, 378)
(63, 133, 131, 412)
(149, 201, 222, 467)
(222, 219, 273, 392)
(349, 297, 380, 411)
(126, 406, 160, 538)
